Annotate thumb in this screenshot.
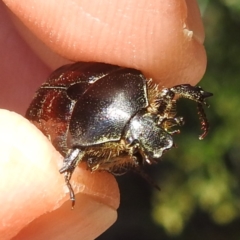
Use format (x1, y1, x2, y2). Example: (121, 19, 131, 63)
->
(0, 110, 119, 240)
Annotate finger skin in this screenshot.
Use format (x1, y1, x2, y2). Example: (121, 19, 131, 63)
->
(0, 2, 51, 114)
(0, 0, 206, 114)
(0, 110, 119, 240)
(0, 0, 206, 239)
(12, 194, 117, 240)
(0, 3, 119, 238)
(3, 0, 206, 85)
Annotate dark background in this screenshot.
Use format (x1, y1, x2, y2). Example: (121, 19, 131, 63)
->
(98, 1, 240, 239)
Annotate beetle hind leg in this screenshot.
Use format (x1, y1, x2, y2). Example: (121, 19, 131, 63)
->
(59, 148, 85, 208)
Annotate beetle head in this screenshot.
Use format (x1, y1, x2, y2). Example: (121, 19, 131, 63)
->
(124, 111, 174, 163)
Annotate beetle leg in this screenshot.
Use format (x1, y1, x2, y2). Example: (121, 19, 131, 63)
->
(169, 84, 213, 105)
(59, 148, 85, 208)
(64, 172, 75, 208)
(158, 116, 184, 128)
(197, 102, 209, 140)
(131, 152, 161, 190)
(134, 167, 161, 191)
(168, 84, 213, 139)
(156, 88, 176, 117)
(158, 116, 184, 135)
(59, 148, 84, 173)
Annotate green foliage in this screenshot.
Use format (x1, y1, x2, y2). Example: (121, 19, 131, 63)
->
(152, 0, 240, 235)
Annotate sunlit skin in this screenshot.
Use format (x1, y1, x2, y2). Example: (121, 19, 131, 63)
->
(0, 0, 206, 239)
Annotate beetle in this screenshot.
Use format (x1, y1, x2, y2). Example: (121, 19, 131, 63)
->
(26, 62, 213, 206)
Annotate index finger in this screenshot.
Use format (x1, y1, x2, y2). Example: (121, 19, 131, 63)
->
(3, 0, 206, 86)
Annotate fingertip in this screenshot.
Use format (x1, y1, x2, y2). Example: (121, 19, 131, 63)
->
(3, 0, 206, 86)
(13, 194, 117, 240)
(0, 110, 119, 239)
(0, 109, 64, 238)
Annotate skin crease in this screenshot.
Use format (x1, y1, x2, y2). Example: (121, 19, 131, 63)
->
(0, 0, 206, 239)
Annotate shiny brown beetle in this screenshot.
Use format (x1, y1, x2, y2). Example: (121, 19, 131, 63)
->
(26, 62, 213, 206)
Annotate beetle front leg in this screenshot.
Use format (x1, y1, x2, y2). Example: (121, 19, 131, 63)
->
(197, 102, 209, 140)
(129, 143, 157, 166)
(59, 148, 85, 208)
(158, 116, 184, 134)
(169, 84, 213, 139)
(156, 88, 176, 117)
(170, 84, 213, 105)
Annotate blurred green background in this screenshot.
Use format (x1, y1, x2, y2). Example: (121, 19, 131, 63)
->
(98, 1, 240, 239)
